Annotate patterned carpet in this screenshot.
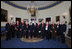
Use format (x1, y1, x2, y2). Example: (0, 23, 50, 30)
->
(1, 37, 69, 48)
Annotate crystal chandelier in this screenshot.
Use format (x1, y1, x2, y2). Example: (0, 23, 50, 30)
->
(27, 1, 38, 17)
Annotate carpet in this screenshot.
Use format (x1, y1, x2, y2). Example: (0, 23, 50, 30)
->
(1, 38, 69, 48)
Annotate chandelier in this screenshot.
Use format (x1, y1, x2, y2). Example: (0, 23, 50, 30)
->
(27, 1, 38, 17)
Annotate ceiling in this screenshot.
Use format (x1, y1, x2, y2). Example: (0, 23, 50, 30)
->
(4, 1, 63, 10)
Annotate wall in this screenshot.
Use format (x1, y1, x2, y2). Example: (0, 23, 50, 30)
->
(1, 1, 30, 26)
(1, 1, 71, 26)
(38, 1, 71, 24)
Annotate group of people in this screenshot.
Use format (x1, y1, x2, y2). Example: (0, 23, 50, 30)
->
(5, 20, 67, 43)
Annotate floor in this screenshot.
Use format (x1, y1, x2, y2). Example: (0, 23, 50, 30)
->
(1, 37, 69, 48)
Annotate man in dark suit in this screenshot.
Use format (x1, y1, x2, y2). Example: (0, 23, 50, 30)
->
(37, 21, 41, 38)
(59, 22, 67, 43)
(45, 21, 51, 40)
(29, 22, 34, 39)
(20, 20, 26, 38)
(50, 22, 57, 40)
(11, 21, 15, 38)
(15, 21, 21, 38)
(40, 20, 46, 38)
(33, 22, 37, 38)
(25, 21, 29, 39)
(56, 21, 61, 42)
(56, 21, 60, 36)
(5, 21, 11, 40)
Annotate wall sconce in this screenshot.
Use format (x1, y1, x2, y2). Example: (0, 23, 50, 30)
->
(62, 12, 68, 16)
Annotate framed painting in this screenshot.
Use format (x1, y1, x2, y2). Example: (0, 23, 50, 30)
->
(69, 8, 71, 25)
(1, 8, 8, 22)
(16, 18, 21, 23)
(56, 16, 60, 22)
(46, 18, 51, 22)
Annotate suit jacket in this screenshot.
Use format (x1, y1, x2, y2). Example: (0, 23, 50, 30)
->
(29, 24, 33, 32)
(40, 23, 46, 32)
(15, 23, 20, 31)
(62, 24, 67, 32)
(25, 24, 29, 32)
(5, 23, 11, 32)
(50, 24, 57, 32)
(20, 23, 25, 31)
(33, 23, 37, 32)
(45, 24, 51, 31)
(59, 24, 67, 34)
(37, 24, 41, 32)
(11, 24, 15, 32)
(55, 24, 60, 35)
(56, 24, 60, 31)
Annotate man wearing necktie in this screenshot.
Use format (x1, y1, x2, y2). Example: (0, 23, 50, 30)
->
(25, 21, 29, 39)
(15, 21, 20, 38)
(45, 22, 51, 40)
(33, 22, 37, 38)
(20, 20, 26, 38)
(5, 21, 11, 40)
(50, 22, 57, 40)
(59, 21, 67, 43)
(11, 21, 15, 38)
(37, 21, 41, 38)
(29, 22, 33, 39)
(41, 20, 46, 38)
